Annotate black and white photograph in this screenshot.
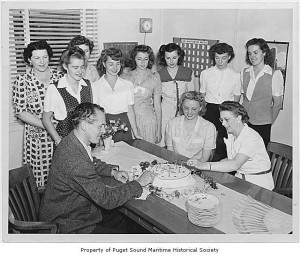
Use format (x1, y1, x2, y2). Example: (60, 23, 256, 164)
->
(1, 0, 299, 256)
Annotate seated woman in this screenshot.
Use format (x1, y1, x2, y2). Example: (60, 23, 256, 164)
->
(92, 48, 142, 143)
(165, 91, 216, 162)
(42, 46, 93, 146)
(187, 101, 274, 190)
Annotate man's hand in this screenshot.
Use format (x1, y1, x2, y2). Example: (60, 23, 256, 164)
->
(136, 170, 155, 187)
(112, 170, 129, 183)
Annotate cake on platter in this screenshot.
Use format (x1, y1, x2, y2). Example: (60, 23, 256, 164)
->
(129, 162, 195, 189)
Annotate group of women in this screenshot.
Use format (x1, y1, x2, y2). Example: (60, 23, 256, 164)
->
(12, 35, 283, 191)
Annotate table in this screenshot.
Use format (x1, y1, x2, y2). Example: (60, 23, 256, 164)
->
(117, 139, 293, 234)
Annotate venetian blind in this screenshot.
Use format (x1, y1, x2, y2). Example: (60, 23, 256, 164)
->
(9, 9, 99, 122)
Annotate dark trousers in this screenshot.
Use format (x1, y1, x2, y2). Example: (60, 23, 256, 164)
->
(91, 208, 150, 234)
(203, 103, 228, 161)
(248, 123, 271, 148)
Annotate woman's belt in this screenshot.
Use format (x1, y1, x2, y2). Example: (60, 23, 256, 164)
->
(241, 169, 271, 180)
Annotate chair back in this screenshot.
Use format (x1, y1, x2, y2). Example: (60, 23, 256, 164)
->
(267, 142, 292, 197)
(9, 164, 40, 222)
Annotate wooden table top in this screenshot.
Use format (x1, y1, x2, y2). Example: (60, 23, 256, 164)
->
(120, 139, 293, 234)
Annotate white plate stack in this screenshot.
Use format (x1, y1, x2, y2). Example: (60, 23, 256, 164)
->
(186, 193, 221, 227)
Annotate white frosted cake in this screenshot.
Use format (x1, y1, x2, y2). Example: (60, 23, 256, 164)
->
(150, 163, 195, 189)
(129, 163, 195, 189)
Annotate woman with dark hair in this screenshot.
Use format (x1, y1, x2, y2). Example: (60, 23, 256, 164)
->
(157, 43, 197, 146)
(12, 40, 63, 187)
(242, 38, 284, 148)
(165, 91, 216, 161)
(200, 42, 241, 160)
(121, 45, 162, 143)
(187, 101, 274, 190)
(42, 46, 93, 145)
(92, 48, 142, 142)
(67, 35, 100, 83)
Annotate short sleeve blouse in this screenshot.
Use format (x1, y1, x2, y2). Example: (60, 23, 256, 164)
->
(92, 76, 134, 114)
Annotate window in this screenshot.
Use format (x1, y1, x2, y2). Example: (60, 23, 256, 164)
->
(9, 9, 99, 123)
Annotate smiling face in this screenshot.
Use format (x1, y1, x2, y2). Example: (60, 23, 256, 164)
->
(104, 56, 121, 77)
(64, 57, 85, 82)
(182, 99, 201, 121)
(135, 52, 149, 71)
(215, 52, 230, 70)
(165, 50, 179, 68)
(30, 49, 49, 72)
(247, 44, 266, 67)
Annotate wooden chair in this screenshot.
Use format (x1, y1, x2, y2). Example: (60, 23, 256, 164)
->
(9, 164, 58, 233)
(267, 142, 293, 198)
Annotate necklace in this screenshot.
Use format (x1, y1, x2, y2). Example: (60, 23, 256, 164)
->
(135, 70, 147, 86)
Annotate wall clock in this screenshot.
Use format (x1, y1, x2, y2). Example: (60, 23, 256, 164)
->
(140, 18, 152, 33)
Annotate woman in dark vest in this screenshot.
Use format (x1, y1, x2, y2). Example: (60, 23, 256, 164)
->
(42, 46, 93, 146)
(242, 38, 284, 148)
(157, 43, 197, 147)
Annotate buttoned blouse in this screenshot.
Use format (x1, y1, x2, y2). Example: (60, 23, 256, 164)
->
(165, 115, 216, 159)
(200, 66, 241, 104)
(44, 75, 90, 120)
(241, 65, 284, 100)
(92, 76, 134, 114)
(224, 124, 271, 174)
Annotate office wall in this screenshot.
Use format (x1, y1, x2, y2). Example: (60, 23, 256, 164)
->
(7, 7, 295, 169)
(161, 9, 294, 146)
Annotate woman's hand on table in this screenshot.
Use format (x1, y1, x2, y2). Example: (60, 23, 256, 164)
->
(112, 170, 129, 183)
(186, 158, 203, 169)
(136, 170, 155, 187)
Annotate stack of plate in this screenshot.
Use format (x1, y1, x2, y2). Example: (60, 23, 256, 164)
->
(186, 193, 221, 227)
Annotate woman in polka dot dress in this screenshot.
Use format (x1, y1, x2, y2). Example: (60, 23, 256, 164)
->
(12, 40, 63, 188)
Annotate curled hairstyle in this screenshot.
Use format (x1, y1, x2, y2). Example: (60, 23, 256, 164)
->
(209, 42, 235, 65)
(23, 40, 53, 64)
(129, 45, 155, 70)
(179, 91, 207, 116)
(157, 43, 185, 66)
(219, 101, 249, 123)
(60, 46, 85, 73)
(245, 38, 274, 66)
(96, 48, 124, 77)
(71, 102, 105, 128)
(68, 35, 94, 53)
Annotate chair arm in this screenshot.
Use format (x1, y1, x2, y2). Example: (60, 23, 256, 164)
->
(9, 218, 58, 233)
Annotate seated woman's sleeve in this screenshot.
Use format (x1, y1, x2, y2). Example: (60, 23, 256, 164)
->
(12, 74, 27, 115)
(237, 135, 261, 159)
(203, 123, 217, 149)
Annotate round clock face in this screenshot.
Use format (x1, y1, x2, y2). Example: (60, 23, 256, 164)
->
(142, 21, 151, 31)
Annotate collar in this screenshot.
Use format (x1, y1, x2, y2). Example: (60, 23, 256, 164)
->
(57, 75, 88, 89)
(74, 132, 93, 161)
(180, 115, 201, 132)
(245, 64, 272, 75)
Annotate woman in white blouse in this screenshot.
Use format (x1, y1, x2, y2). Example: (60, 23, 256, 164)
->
(92, 48, 142, 142)
(187, 101, 274, 190)
(165, 91, 216, 161)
